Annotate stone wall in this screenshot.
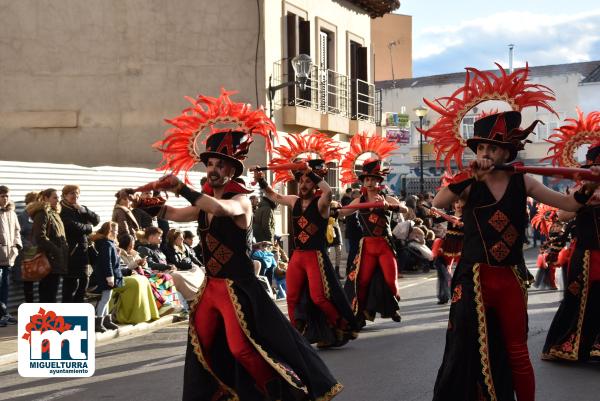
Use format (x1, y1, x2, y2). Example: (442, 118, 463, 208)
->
(0, 0, 266, 169)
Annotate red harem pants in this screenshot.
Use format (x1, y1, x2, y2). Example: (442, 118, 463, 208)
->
(194, 278, 275, 392)
(286, 249, 341, 327)
(357, 237, 399, 310)
(479, 264, 534, 401)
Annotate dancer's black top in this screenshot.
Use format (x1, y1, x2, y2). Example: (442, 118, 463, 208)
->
(461, 174, 527, 266)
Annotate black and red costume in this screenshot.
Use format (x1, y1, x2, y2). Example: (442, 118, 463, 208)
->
(542, 142, 600, 362)
(440, 219, 464, 267)
(344, 160, 401, 326)
(151, 90, 342, 400)
(533, 225, 567, 290)
(183, 180, 342, 400)
(433, 112, 540, 401)
(433, 216, 463, 304)
(541, 204, 600, 361)
(287, 193, 357, 347)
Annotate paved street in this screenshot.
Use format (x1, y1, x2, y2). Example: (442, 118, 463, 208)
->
(1, 251, 600, 401)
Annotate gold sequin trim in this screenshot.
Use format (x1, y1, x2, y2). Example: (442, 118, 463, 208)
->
(188, 278, 239, 400)
(349, 238, 366, 314)
(315, 382, 344, 401)
(473, 263, 498, 401)
(316, 251, 331, 299)
(225, 280, 308, 394)
(549, 250, 590, 361)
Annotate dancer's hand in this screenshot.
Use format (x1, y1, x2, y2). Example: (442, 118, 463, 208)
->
(470, 159, 494, 180)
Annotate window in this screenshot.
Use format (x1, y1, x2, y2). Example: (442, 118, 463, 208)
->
(535, 112, 563, 141)
(325, 162, 340, 199)
(285, 12, 311, 105)
(462, 116, 475, 139)
(349, 40, 368, 119)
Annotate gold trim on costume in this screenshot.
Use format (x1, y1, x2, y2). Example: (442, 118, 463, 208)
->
(315, 382, 344, 401)
(225, 280, 309, 394)
(549, 250, 591, 361)
(316, 251, 331, 299)
(187, 278, 239, 400)
(350, 238, 365, 315)
(472, 263, 498, 401)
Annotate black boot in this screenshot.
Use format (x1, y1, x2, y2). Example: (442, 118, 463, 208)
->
(102, 315, 119, 330)
(95, 317, 107, 333)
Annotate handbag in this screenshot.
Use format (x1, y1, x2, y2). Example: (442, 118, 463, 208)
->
(21, 246, 52, 281)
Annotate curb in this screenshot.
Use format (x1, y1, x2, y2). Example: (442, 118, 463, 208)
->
(0, 314, 179, 368)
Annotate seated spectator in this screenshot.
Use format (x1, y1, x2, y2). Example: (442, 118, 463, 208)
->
(182, 230, 202, 262)
(112, 234, 160, 324)
(136, 227, 184, 316)
(164, 229, 205, 302)
(251, 241, 277, 285)
(90, 222, 122, 332)
(112, 189, 140, 238)
(131, 191, 157, 230)
(272, 237, 288, 300)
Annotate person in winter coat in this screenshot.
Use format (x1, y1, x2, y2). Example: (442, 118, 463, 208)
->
(0, 186, 22, 327)
(16, 192, 37, 303)
(90, 221, 122, 332)
(252, 196, 276, 242)
(60, 185, 100, 303)
(137, 227, 185, 316)
(164, 229, 205, 302)
(112, 189, 140, 239)
(28, 188, 69, 303)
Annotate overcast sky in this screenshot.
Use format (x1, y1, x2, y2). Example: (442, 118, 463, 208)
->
(396, 0, 600, 77)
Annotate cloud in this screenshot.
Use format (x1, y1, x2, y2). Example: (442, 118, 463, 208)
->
(413, 10, 600, 76)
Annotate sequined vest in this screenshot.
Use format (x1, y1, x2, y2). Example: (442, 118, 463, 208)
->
(575, 205, 600, 250)
(461, 174, 527, 266)
(357, 195, 393, 238)
(292, 196, 327, 250)
(197, 193, 255, 280)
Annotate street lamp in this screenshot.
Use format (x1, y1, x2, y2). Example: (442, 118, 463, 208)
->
(414, 105, 429, 194)
(268, 54, 313, 119)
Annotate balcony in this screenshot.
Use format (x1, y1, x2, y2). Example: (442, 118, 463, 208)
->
(271, 60, 378, 135)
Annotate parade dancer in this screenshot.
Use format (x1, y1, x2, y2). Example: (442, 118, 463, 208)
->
(531, 204, 565, 290)
(147, 90, 342, 400)
(255, 131, 357, 348)
(541, 111, 600, 362)
(337, 133, 406, 327)
(423, 65, 600, 401)
(431, 196, 465, 305)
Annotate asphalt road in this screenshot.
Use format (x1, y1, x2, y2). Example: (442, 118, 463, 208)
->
(1, 251, 600, 401)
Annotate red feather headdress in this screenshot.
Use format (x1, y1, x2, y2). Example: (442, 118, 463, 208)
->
(153, 88, 276, 183)
(339, 132, 399, 185)
(541, 109, 600, 167)
(531, 204, 559, 237)
(420, 63, 556, 171)
(269, 131, 342, 185)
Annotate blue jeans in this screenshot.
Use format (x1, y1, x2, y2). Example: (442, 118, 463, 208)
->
(274, 276, 287, 299)
(0, 266, 10, 316)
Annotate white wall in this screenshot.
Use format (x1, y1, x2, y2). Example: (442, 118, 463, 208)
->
(380, 70, 595, 163)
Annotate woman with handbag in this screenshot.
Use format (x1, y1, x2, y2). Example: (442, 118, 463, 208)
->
(17, 192, 38, 303)
(28, 188, 69, 303)
(90, 221, 123, 332)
